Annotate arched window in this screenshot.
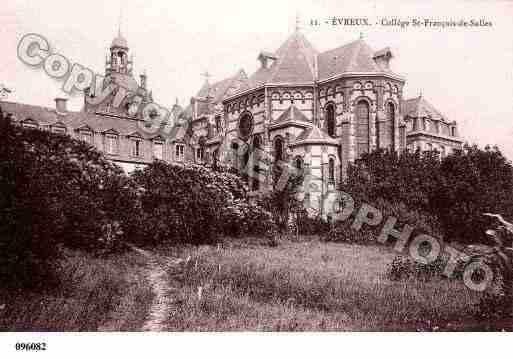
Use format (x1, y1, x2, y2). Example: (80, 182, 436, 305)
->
(274, 137, 284, 162)
(356, 100, 370, 157)
(386, 102, 395, 150)
(326, 103, 336, 137)
(215, 115, 222, 135)
(238, 112, 254, 139)
(295, 157, 303, 171)
(328, 157, 335, 183)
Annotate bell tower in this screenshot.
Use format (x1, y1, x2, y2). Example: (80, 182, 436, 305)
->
(105, 29, 133, 76)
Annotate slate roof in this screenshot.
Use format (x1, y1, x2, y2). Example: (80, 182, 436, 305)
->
(275, 104, 310, 125)
(111, 32, 128, 48)
(291, 125, 338, 146)
(232, 32, 402, 97)
(402, 95, 446, 122)
(0, 100, 186, 142)
(245, 31, 318, 88)
(187, 69, 248, 118)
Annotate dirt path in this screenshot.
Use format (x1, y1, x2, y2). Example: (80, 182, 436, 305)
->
(131, 247, 187, 331)
(131, 247, 174, 331)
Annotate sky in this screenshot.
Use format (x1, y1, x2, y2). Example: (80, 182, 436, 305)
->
(1, 0, 512, 159)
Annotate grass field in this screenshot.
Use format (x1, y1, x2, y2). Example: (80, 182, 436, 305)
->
(0, 250, 153, 331)
(0, 238, 491, 331)
(158, 238, 485, 331)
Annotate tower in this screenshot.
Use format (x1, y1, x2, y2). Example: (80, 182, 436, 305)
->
(105, 29, 133, 76)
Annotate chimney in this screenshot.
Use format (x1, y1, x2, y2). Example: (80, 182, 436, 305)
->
(55, 98, 68, 114)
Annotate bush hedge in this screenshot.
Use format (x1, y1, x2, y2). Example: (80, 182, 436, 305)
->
(0, 116, 138, 288)
(130, 161, 276, 245)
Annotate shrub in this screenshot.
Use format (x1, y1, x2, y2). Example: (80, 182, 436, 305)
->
(223, 199, 277, 238)
(0, 116, 138, 288)
(344, 145, 513, 245)
(131, 161, 254, 245)
(321, 197, 443, 244)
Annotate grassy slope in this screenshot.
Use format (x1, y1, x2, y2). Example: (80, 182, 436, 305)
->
(159, 239, 484, 331)
(0, 250, 153, 331)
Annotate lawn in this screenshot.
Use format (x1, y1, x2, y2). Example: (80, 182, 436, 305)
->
(157, 238, 485, 331)
(0, 249, 153, 331)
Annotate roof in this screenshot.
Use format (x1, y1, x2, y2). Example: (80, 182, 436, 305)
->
(245, 31, 318, 88)
(192, 69, 247, 118)
(232, 32, 402, 97)
(111, 32, 128, 48)
(402, 95, 446, 122)
(317, 39, 391, 80)
(0, 100, 187, 142)
(275, 104, 310, 124)
(291, 125, 338, 146)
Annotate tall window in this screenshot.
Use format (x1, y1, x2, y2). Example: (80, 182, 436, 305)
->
(213, 148, 219, 167)
(440, 145, 446, 158)
(328, 157, 335, 183)
(131, 139, 142, 157)
(153, 141, 163, 159)
(81, 131, 93, 145)
(274, 137, 284, 162)
(356, 100, 370, 157)
(196, 147, 204, 162)
(386, 102, 395, 150)
(175, 144, 185, 161)
(326, 103, 336, 137)
(399, 126, 406, 150)
(105, 135, 118, 154)
(295, 156, 304, 177)
(215, 115, 222, 135)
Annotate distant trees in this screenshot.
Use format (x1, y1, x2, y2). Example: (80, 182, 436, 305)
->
(343, 145, 513, 245)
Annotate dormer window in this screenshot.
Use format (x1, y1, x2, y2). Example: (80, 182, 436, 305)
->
(105, 134, 118, 154)
(81, 131, 93, 144)
(21, 118, 38, 129)
(131, 138, 142, 157)
(52, 126, 66, 134)
(258, 51, 277, 69)
(175, 143, 185, 161)
(153, 141, 163, 159)
(373, 47, 393, 70)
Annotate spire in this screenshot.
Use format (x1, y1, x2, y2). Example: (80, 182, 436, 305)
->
(118, 3, 122, 38)
(295, 11, 301, 32)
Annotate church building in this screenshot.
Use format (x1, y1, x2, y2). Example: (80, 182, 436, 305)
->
(185, 29, 463, 213)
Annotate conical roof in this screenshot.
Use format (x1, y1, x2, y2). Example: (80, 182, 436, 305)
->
(246, 30, 318, 87)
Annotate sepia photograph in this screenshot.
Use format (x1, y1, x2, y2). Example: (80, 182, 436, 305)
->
(0, 0, 512, 356)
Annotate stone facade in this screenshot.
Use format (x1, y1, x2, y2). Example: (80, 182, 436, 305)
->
(186, 30, 463, 214)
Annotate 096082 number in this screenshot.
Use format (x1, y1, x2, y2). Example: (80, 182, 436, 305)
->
(15, 342, 47, 351)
